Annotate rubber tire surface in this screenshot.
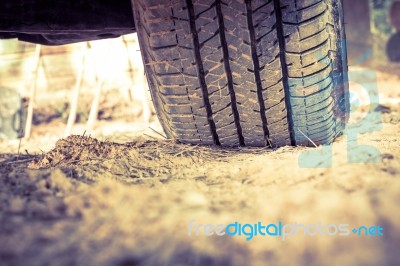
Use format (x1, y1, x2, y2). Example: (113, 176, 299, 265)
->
(133, 0, 350, 147)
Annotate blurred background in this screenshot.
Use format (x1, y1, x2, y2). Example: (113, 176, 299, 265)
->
(0, 0, 399, 153)
(345, 0, 400, 66)
(0, 34, 160, 152)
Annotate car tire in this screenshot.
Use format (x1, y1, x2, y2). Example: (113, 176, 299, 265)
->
(133, 0, 350, 147)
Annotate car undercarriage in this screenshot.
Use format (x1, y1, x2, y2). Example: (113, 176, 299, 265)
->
(0, 1, 136, 45)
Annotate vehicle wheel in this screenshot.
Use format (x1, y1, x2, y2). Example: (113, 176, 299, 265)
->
(133, 0, 350, 147)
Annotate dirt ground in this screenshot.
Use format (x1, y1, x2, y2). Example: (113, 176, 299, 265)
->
(1, 67, 400, 266)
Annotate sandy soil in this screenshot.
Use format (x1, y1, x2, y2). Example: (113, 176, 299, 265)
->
(1, 68, 400, 266)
